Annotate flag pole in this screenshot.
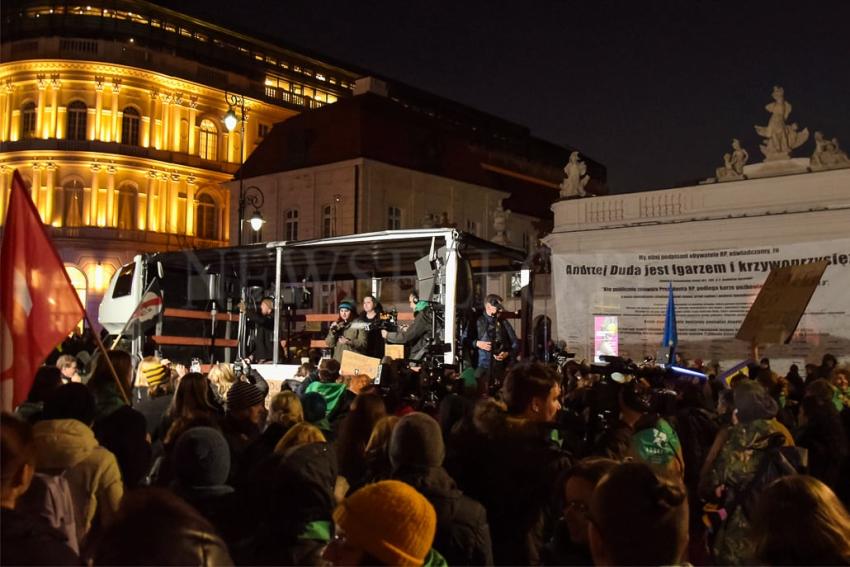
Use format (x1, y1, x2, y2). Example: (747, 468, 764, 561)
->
(85, 311, 131, 406)
(110, 276, 158, 349)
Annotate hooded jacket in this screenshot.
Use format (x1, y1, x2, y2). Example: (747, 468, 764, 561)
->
(32, 419, 124, 546)
(0, 507, 80, 566)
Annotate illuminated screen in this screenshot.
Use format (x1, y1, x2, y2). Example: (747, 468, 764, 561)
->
(594, 315, 619, 363)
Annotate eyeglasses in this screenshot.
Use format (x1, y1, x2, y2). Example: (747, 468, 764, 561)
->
(564, 500, 590, 517)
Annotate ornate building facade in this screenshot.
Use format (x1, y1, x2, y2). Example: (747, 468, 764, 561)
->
(0, 0, 357, 316)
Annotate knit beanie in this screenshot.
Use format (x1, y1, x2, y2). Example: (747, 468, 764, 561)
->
(734, 380, 778, 423)
(333, 480, 436, 567)
(141, 362, 168, 388)
(302, 392, 328, 422)
(174, 427, 230, 487)
(226, 381, 265, 413)
(414, 300, 430, 313)
(389, 412, 445, 470)
(339, 300, 356, 311)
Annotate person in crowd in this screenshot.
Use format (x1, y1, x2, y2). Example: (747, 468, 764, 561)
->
(362, 415, 400, 484)
(324, 480, 440, 567)
(90, 487, 232, 566)
(275, 423, 327, 455)
(238, 391, 304, 481)
(831, 366, 850, 408)
(1, 413, 81, 566)
(163, 373, 222, 447)
(303, 392, 334, 441)
(471, 294, 519, 397)
(171, 426, 236, 539)
(699, 380, 795, 565)
(819, 353, 839, 380)
(326, 300, 367, 362)
(133, 356, 163, 403)
(446, 360, 570, 565)
(328, 373, 374, 425)
(87, 350, 151, 489)
(784, 363, 805, 403)
(221, 381, 266, 483)
(545, 457, 617, 566)
(32, 383, 123, 549)
(335, 393, 387, 487)
(55, 354, 81, 384)
(795, 393, 848, 490)
(133, 359, 174, 443)
(240, 297, 276, 363)
(208, 363, 238, 406)
(237, 442, 339, 565)
(358, 294, 387, 359)
(752, 475, 850, 565)
(15, 366, 63, 423)
(303, 360, 348, 414)
(298, 358, 339, 396)
(390, 412, 493, 566)
(596, 379, 684, 478)
(588, 461, 689, 566)
(382, 291, 435, 362)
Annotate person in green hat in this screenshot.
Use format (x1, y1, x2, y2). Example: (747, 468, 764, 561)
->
(326, 300, 367, 363)
(382, 292, 435, 362)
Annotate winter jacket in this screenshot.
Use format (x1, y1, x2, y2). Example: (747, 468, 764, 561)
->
(472, 313, 518, 369)
(325, 321, 367, 362)
(92, 404, 152, 490)
(595, 413, 685, 479)
(0, 507, 80, 566)
(446, 400, 571, 565)
(357, 312, 386, 359)
(32, 419, 124, 547)
(394, 466, 494, 566)
(246, 308, 276, 362)
(384, 308, 434, 362)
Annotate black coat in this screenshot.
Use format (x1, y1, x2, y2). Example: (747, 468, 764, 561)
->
(446, 400, 571, 566)
(0, 507, 80, 566)
(92, 405, 152, 489)
(385, 308, 434, 361)
(246, 309, 276, 362)
(394, 466, 494, 566)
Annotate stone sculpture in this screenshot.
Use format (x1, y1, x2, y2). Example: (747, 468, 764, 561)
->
(754, 86, 809, 160)
(559, 151, 590, 198)
(492, 206, 511, 245)
(811, 131, 850, 170)
(715, 138, 749, 181)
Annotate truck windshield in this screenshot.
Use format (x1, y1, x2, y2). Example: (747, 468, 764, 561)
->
(113, 264, 135, 298)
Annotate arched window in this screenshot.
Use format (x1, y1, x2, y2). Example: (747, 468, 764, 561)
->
(121, 106, 140, 146)
(284, 208, 299, 241)
(66, 101, 88, 141)
(21, 102, 37, 138)
(56, 179, 84, 227)
(322, 204, 334, 237)
(198, 119, 218, 161)
(196, 193, 218, 240)
(115, 184, 138, 230)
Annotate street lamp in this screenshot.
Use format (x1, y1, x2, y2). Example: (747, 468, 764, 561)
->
(241, 185, 265, 240)
(224, 91, 253, 244)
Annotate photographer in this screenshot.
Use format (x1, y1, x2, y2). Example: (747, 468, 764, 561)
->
(382, 292, 433, 362)
(358, 295, 386, 359)
(240, 297, 276, 363)
(472, 294, 518, 397)
(325, 300, 367, 363)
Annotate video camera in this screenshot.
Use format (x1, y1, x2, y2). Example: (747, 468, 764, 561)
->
(350, 308, 400, 333)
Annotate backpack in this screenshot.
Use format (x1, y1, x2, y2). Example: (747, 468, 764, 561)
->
(16, 471, 79, 553)
(734, 432, 807, 521)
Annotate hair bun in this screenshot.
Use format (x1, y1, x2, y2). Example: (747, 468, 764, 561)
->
(652, 480, 686, 510)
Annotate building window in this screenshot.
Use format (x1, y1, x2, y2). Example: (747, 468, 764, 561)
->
(387, 206, 402, 230)
(466, 219, 479, 236)
(258, 123, 270, 139)
(66, 101, 88, 141)
(198, 119, 218, 160)
(196, 193, 218, 240)
(21, 102, 37, 138)
(322, 204, 334, 237)
(115, 185, 137, 230)
(284, 208, 299, 241)
(121, 107, 140, 145)
(57, 179, 84, 227)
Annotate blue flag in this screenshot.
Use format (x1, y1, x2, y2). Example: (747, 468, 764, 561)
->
(662, 283, 678, 348)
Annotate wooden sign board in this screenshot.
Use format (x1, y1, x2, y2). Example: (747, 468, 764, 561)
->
(736, 261, 828, 345)
(340, 350, 382, 380)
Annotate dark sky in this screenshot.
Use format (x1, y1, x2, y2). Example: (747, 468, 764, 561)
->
(163, 0, 850, 194)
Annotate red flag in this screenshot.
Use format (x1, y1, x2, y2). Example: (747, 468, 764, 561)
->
(1, 169, 85, 411)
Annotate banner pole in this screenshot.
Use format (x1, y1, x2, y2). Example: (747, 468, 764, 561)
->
(110, 277, 158, 349)
(86, 312, 131, 406)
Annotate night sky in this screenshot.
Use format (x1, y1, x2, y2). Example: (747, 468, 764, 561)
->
(161, 0, 850, 194)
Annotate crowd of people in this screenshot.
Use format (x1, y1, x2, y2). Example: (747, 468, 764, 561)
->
(3, 316, 850, 565)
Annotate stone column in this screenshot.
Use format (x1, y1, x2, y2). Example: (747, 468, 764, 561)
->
(110, 79, 121, 143)
(49, 75, 60, 138)
(36, 75, 47, 139)
(146, 170, 157, 231)
(160, 94, 171, 151)
(168, 172, 180, 233)
(188, 97, 198, 155)
(171, 93, 182, 152)
(44, 162, 56, 225)
(185, 175, 196, 236)
(0, 165, 9, 220)
(94, 77, 104, 141)
(159, 172, 169, 231)
(0, 83, 12, 142)
(31, 162, 42, 216)
(106, 164, 116, 227)
(88, 163, 100, 225)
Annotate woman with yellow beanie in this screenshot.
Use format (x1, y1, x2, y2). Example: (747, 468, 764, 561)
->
(324, 479, 446, 567)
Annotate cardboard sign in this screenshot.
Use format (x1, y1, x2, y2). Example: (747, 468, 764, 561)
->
(736, 261, 828, 345)
(384, 344, 405, 360)
(340, 350, 382, 380)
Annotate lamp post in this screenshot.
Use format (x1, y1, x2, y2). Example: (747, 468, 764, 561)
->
(224, 91, 258, 244)
(241, 185, 265, 241)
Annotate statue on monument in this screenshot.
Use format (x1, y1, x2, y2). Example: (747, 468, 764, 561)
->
(491, 206, 511, 245)
(754, 86, 809, 160)
(559, 151, 590, 198)
(811, 131, 850, 170)
(710, 139, 749, 182)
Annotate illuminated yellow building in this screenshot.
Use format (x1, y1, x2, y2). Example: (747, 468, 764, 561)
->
(0, 0, 357, 318)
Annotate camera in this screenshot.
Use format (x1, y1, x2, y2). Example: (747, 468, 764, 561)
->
(232, 359, 251, 376)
